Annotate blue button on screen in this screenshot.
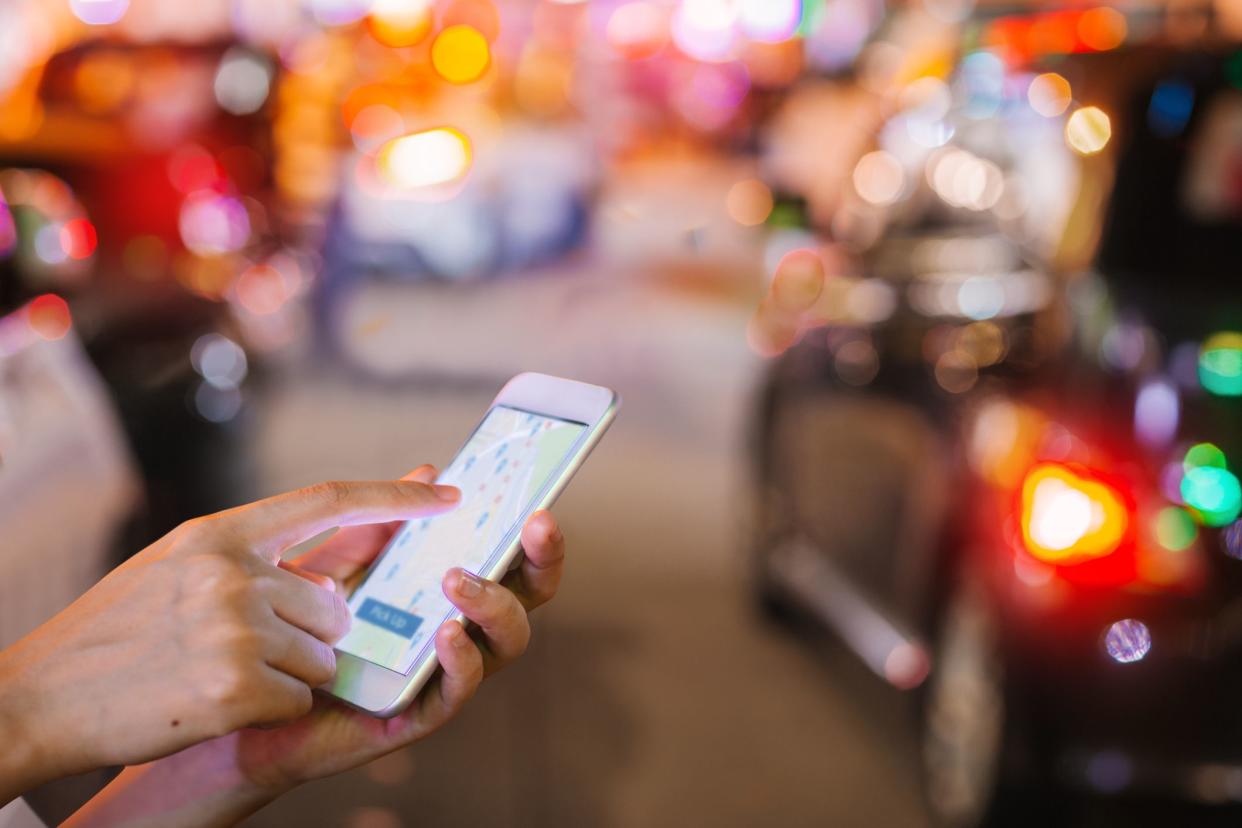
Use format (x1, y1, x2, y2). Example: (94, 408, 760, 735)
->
(356, 598, 424, 639)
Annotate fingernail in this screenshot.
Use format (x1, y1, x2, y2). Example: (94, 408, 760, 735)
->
(451, 623, 471, 650)
(434, 484, 461, 502)
(455, 570, 484, 598)
(532, 511, 555, 535)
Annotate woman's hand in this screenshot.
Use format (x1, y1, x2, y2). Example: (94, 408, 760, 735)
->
(0, 478, 461, 804)
(62, 467, 567, 828)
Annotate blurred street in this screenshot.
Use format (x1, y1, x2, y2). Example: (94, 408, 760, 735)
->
(7, 2, 1242, 826)
(247, 270, 929, 828)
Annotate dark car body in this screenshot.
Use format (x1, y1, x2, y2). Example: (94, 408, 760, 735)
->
(750, 42, 1242, 824)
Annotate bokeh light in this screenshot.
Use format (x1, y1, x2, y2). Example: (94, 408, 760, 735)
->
(179, 192, 251, 256)
(1065, 106, 1111, 155)
(1184, 442, 1227, 472)
(367, 0, 434, 48)
(606, 2, 669, 60)
(1021, 464, 1128, 564)
(191, 333, 248, 390)
(738, 0, 801, 44)
(69, 0, 130, 26)
(1182, 466, 1242, 527)
(214, 48, 272, 116)
(1104, 619, 1151, 664)
(233, 263, 292, 316)
(431, 25, 491, 84)
(1199, 332, 1242, 397)
(852, 150, 904, 207)
(671, 0, 739, 62)
(1027, 73, 1071, 118)
(1223, 520, 1242, 560)
(376, 128, 473, 190)
(1134, 378, 1179, 447)
(725, 178, 773, 226)
(1154, 506, 1197, 552)
(1078, 7, 1127, 51)
(27, 294, 72, 340)
(1148, 80, 1195, 137)
(306, 0, 372, 27)
(59, 218, 97, 260)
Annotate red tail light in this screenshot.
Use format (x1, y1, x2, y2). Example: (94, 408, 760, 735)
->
(1020, 463, 1129, 566)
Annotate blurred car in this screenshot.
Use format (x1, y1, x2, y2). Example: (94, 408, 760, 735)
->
(0, 38, 282, 538)
(750, 38, 1242, 826)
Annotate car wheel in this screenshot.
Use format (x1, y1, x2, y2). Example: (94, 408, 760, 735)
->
(921, 577, 1008, 827)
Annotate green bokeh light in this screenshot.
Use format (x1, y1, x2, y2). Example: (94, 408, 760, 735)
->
(1182, 466, 1242, 527)
(1154, 506, 1198, 551)
(1184, 442, 1228, 472)
(1199, 332, 1242, 397)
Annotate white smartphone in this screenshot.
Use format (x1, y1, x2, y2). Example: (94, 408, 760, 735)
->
(325, 372, 618, 716)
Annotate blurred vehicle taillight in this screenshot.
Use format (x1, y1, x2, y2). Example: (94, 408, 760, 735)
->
(1020, 463, 1129, 566)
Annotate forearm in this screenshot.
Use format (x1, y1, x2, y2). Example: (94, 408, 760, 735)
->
(62, 736, 287, 828)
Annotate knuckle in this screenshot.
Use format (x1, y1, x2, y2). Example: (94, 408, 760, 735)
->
(308, 639, 337, 686)
(327, 592, 352, 641)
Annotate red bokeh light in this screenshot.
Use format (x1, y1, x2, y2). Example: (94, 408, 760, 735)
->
(27, 294, 72, 340)
(59, 218, 98, 260)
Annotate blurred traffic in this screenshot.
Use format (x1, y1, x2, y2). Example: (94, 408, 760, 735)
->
(3, 0, 1242, 826)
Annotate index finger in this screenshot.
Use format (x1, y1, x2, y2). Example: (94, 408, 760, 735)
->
(220, 480, 460, 563)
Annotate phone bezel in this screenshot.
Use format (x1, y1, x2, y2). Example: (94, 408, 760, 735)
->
(324, 372, 618, 716)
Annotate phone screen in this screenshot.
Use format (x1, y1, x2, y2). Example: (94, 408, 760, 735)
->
(337, 405, 586, 674)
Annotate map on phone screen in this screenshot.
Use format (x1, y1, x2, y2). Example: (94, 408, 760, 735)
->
(337, 405, 585, 673)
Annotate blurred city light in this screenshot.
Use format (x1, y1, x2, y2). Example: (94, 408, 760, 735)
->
(1065, 106, 1111, 155)
(191, 333, 248, 390)
(1104, 619, 1151, 664)
(1224, 520, 1242, 561)
(307, 0, 372, 27)
(26, 294, 71, 341)
(179, 192, 251, 256)
(738, 0, 801, 44)
(606, 2, 669, 60)
(1021, 464, 1128, 564)
(1154, 506, 1198, 552)
(1077, 7, 1127, 52)
(1148, 79, 1195, 137)
(725, 178, 773, 226)
(59, 218, 97, 261)
(431, 24, 491, 84)
(367, 0, 434, 48)
(852, 150, 904, 207)
(376, 128, 473, 190)
(1027, 72, 1071, 118)
(671, 0, 740, 62)
(213, 48, 273, 116)
(70, 0, 130, 26)
(1134, 378, 1179, 448)
(1182, 466, 1242, 527)
(1199, 332, 1242, 397)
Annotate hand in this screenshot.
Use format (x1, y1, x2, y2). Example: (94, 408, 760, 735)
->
(62, 467, 567, 827)
(0, 477, 461, 802)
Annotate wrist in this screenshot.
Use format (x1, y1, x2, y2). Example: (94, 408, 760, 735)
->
(0, 646, 58, 802)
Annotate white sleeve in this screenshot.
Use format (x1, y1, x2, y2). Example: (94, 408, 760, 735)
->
(0, 799, 45, 828)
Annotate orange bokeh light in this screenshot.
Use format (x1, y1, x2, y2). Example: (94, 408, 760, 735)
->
(1078, 7, 1127, 52)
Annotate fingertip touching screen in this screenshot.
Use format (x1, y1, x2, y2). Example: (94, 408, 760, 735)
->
(337, 406, 585, 674)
